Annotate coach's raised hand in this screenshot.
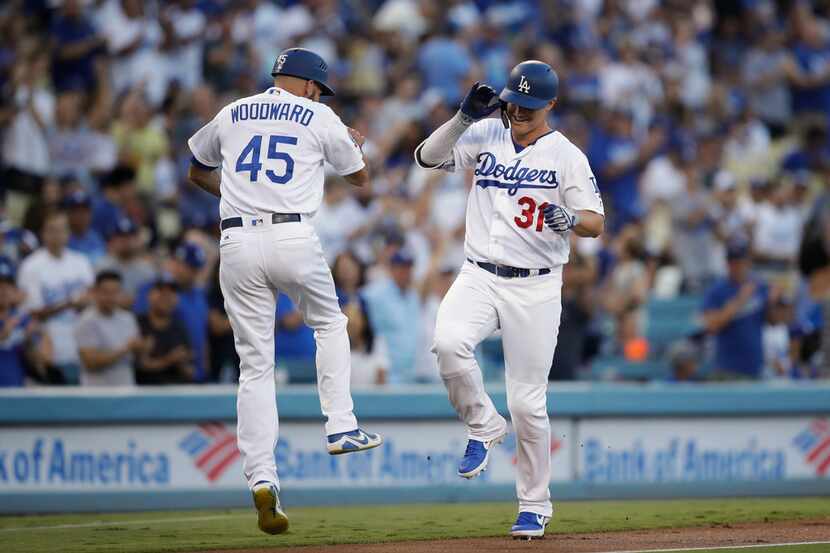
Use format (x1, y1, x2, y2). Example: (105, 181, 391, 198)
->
(459, 82, 501, 123)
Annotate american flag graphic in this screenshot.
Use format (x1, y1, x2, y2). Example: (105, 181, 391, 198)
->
(179, 422, 240, 482)
(792, 419, 830, 477)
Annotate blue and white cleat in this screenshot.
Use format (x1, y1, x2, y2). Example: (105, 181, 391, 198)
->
(326, 428, 383, 455)
(457, 433, 506, 479)
(510, 511, 550, 539)
(251, 481, 289, 535)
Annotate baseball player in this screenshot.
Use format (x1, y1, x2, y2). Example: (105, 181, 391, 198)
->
(415, 61, 605, 538)
(187, 48, 382, 535)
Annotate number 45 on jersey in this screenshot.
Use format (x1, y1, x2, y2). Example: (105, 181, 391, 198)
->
(236, 134, 297, 184)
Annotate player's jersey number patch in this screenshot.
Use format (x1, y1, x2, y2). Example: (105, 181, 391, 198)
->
(236, 134, 298, 184)
(514, 196, 549, 232)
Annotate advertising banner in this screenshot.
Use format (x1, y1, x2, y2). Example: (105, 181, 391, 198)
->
(577, 417, 830, 483)
(0, 419, 573, 492)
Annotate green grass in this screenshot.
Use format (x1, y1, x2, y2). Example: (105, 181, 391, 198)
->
(1, 497, 829, 553)
(560, 546, 830, 553)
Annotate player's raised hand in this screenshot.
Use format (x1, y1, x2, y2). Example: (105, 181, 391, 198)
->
(459, 82, 501, 122)
(543, 203, 579, 233)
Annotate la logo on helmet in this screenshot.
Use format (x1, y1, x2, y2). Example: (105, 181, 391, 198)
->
(518, 75, 530, 93)
(276, 55, 287, 71)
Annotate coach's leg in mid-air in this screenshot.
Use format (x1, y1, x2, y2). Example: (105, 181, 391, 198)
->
(275, 231, 381, 455)
(219, 236, 288, 535)
(433, 263, 507, 478)
(499, 271, 562, 535)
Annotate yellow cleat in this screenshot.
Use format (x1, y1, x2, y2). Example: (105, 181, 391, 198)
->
(252, 483, 289, 535)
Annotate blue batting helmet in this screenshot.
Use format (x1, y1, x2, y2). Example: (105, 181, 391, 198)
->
(271, 48, 335, 96)
(499, 60, 559, 110)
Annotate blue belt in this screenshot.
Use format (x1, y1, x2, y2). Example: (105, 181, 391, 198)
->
(220, 213, 300, 230)
(467, 258, 551, 278)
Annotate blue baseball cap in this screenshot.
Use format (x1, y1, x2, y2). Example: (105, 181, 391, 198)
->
(60, 190, 92, 209)
(151, 271, 180, 291)
(390, 247, 415, 266)
(726, 239, 751, 260)
(174, 241, 206, 269)
(0, 256, 15, 282)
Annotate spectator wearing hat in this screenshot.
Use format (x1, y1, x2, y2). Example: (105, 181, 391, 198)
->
(363, 246, 422, 385)
(17, 210, 94, 384)
(91, 166, 133, 238)
(63, 189, 106, 265)
(0, 257, 51, 387)
(75, 270, 143, 386)
(701, 239, 773, 379)
(135, 241, 209, 381)
(588, 107, 664, 231)
(49, 0, 106, 93)
(96, 216, 154, 304)
(135, 274, 193, 385)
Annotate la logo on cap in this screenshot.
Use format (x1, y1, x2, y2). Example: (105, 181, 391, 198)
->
(518, 75, 530, 93)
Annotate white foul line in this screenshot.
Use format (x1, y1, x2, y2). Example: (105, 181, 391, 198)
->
(0, 512, 251, 532)
(598, 540, 830, 553)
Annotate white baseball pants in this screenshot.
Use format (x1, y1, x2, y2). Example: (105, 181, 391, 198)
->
(433, 261, 562, 517)
(219, 218, 358, 490)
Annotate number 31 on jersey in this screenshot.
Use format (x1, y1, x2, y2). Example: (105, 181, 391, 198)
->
(514, 196, 549, 232)
(236, 134, 297, 184)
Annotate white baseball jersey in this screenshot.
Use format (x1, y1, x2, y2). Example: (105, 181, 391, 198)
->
(187, 87, 364, 491)
(434, 118, 604, 269)
(188, 87, 364, 219)
(17, 248, 95, 366)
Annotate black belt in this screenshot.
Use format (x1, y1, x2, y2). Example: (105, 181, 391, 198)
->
(220, 213, 300, 230)
(468, 258, 551, 278)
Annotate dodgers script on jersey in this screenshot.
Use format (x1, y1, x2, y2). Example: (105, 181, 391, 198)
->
(438, 119, 604, 268)
(187, 87, 364, 219)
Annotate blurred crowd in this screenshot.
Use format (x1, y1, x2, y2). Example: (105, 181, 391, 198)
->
(1, 0, 830, 388)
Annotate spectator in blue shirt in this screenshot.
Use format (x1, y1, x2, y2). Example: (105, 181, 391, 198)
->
(363, 247, 421, 384)
(417, 29, 473, 104)
(588, 108, 664, 232)
(92, 166, 131, 238)
(135, 242, 209, 381)
(0, 257, 50, 387)
(49, 0, 105, 92)
(702, 240, 772, 379)
(275, 293, 317, 383)
(63, 189, 106, 265)
(786, 14, 830, 117)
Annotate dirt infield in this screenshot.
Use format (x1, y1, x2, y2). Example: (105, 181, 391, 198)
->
(205, 518, 830, 553)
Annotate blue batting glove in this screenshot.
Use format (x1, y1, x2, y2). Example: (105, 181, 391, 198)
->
(459, 82, 501, 122)
(543, 203, 579, 233)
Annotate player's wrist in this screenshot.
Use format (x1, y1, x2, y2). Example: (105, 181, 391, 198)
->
(455, 110, 475, 127)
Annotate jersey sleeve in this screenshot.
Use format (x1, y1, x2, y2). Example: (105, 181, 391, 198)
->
(187, 111, 223, 169)
(562, 148, 605, 215)
(321, 109, 365, 176)
(447, 120, 489, 172)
